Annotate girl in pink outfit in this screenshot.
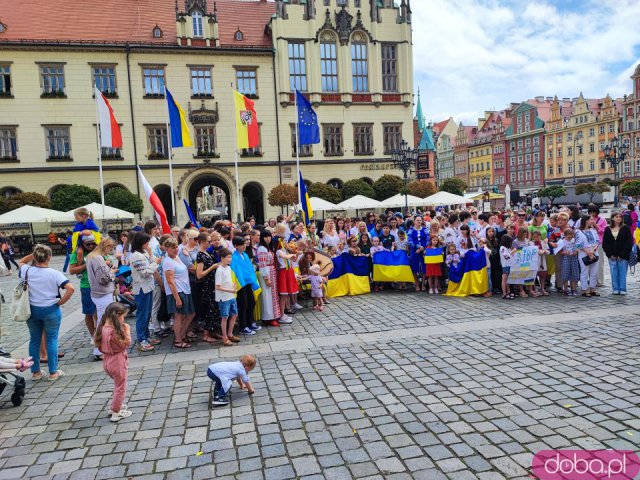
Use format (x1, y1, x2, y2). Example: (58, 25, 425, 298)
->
(95, 302, 132, 422)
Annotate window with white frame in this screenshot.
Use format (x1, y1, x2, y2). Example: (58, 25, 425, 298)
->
(146, 125, 168, 159)
(609, 123, 615, 133)
(190, 67, 212, 97)
(92, 65, 117, 96)
(291, 124, 311, 156)
(195, 126, 217, 157)
(534, 170, 540, 180)
(589, 127, 595, 136)
(599, 125, 605, 135)
(589, 159, 595, 171)
(351, 37, 368, 92)
(525, 171, 531, 181)
(0, 65, 10, 96)
(624, 161, 630, 173)
(39, 64, 65, 96)
(45, 126, 71, 159)
(235, 68, 258, 97)
(381, 43, 398, 92)
(320, 38, 338, 92)
(288, 42, 307, 92)
(142, 65, 165, 96)
(0, 127, 17, 160)
(567, 163, 573, 173)
(192, 11, 203, 37)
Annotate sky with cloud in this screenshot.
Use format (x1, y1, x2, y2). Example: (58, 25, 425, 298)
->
(412, 0, 640, 126)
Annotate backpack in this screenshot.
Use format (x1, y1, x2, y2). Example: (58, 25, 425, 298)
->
(623, 210, 633, 228)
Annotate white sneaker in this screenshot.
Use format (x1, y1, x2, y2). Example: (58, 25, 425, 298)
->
(108, 404, 128, 416)
(278, 315, 293, 324)
(292, 303, 304, 310)
(620, 291, 627, 295)
(110, 408, 133, 422)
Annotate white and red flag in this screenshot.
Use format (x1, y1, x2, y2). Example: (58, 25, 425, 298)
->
(138, 167, 171, 234)
(95, 86, 123, 148)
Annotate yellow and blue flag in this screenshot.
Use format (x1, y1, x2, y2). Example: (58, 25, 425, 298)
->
(296, 90, 320, 145)
(299, 170, 313, 225)
(424, 247, 444, 264)
(183, 199, 201, 228)
(327, 253, 370, 297)
(165, 88, 193, 148)
(231, 251, 262, 299)
(445, 250, 489, 297)
(372, 251, 414, 283)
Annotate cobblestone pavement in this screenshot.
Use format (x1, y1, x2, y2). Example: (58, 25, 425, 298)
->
(0, 261, 638, 479)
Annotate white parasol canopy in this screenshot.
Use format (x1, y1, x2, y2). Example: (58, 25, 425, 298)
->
(422, 191, 468, 206)
(51, 202, 134, 222)
(335, 195, 382, 210)
(380, 193, 425, 208)
(200, 209, 222, 217)
(297, 197, 338, 212)
(0, 205, 66, 225)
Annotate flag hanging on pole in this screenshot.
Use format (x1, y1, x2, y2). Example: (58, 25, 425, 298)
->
(138, 167, 171, 234)
(296, 90, 320, 145)
(95, 86, 122, 148)
(165, 88, 193, 148)
(233, 90, 259, 149)
(299, 170, 313, 225)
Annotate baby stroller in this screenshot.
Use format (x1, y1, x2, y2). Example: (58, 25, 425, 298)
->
(0, 286, 27, 406)
(115, 266, 137, 314)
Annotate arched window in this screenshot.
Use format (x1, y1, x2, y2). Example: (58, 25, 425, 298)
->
(192, 11, 203, 37)
(351, 33, 368, 92)
(327, 178, 343, 189)
(320, 33, 338, 92)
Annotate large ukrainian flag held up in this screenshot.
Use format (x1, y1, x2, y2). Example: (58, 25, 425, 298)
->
(327, 253, 370, 297)
(444, 250, 489, 297)
(299, 170, 313, 225)
(165, 88, 193, 148)
(234, 91, 259, 149)
(372, 251, 414, 283)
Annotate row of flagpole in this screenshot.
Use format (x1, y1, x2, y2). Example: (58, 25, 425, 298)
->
(94, 84, 317, 232)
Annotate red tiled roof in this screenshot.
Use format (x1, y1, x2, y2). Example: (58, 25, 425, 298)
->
(0, 0, 275, 47)
(432, 119, 449, 135)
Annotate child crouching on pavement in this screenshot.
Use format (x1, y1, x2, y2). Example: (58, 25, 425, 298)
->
(208, 354, 257, 406)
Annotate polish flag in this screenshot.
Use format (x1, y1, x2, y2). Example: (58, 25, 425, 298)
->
(95, 86, 123, 148)
(138, 167, 171, 234)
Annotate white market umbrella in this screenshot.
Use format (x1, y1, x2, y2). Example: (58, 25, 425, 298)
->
(0, 205, 65, 225)
(200, 209, 222, 217)
(51, 202, 134, 222)
(335, 195, 382, 210)
(297, 197, 338, 212)
(423, 191, 468, 206)
(380, 193, 425, 208)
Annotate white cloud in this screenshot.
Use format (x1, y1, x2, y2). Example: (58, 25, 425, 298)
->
(413, 0, 640, 125)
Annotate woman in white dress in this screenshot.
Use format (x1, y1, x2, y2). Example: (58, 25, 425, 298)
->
(256, 230, 282, 326)
(321, 219, 340, 250)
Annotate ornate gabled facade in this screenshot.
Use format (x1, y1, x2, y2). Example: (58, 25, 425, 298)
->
(622, 64, 640, 179)
(491, 113, 511, 197)
(0, 0, 413, 224)
(454, 124, 476, 185)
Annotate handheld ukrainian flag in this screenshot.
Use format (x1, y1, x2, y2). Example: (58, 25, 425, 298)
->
(424, 247, 444, 264)
(372, 251, 414, 283)
(444, 250, 489, 297)
(296, 90, 320, 145)
(165, 88, 193, 148)
(327, 253, 370, 297)
(299, 170, 313, 225)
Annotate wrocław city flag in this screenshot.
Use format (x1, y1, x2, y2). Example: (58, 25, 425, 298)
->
(138, 167, 171, 234)
(372, 251, 414, 283)
(233, 90, 259, 149)
(95, 86, 122, 149)
(165, 88, 193, 148)
(444, 250, 489, 297)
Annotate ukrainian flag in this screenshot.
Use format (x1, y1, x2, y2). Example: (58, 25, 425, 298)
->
(327, 253, 370, 297)
(299, 170, 313, 225)
(165, 88, 193, 148)
(231, 252, 262, 300)
(372, 251, 414, 283)
(424, 247, 444, 264)
(444, 250, 489, 297)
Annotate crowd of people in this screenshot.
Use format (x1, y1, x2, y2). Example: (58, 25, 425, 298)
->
(11, 200, 640, 417)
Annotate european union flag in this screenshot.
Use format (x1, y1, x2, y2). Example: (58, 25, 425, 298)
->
(296, 90, 320, 145)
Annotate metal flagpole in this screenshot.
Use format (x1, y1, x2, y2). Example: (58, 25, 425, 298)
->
(93, 91, 106, 222)
(231, 84, 242, 223)
(295, 92, 302, 221)
(164, 86, 176, 225)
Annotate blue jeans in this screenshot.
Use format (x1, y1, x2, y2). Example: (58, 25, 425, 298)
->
(609, 258, 628, 293)
(27, 304, 62, 374)
(135, 291, 153, 343)
(207, 369, 228, 399)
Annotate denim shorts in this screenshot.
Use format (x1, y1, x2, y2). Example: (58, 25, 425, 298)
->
(80, 288, 97, 315)
(218, 298, 238, 318)
(502, 266, 511, 274)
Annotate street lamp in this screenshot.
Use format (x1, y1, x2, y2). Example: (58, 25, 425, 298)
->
(391, 139, 420, 214)
(572, 130, 583, 186)
(603, 136, 629, 207)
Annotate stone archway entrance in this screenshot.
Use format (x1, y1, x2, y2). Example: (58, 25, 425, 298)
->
(153, 184, 174, 223)
(187, 174, 231, 222)
(242, 182, 264, 225)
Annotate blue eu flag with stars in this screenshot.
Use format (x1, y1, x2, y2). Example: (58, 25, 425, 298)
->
(296, 90, 320, 145)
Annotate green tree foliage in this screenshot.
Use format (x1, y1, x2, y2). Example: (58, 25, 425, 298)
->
(268, 184, 298, 208)
(438, 178, 467, 196)
(51, 184, 100, 211)
(342, 179, 376, 200)
(0, 192, 51, 213)
(537, 185, 567, 204)
(575, 182, 610, 203)
(373, 174, 404, 201)
(105, 188, 144, 214)
(619, 180, 640, 200)
(307, 182, 342, 204)
(407, 180, 436, 198)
